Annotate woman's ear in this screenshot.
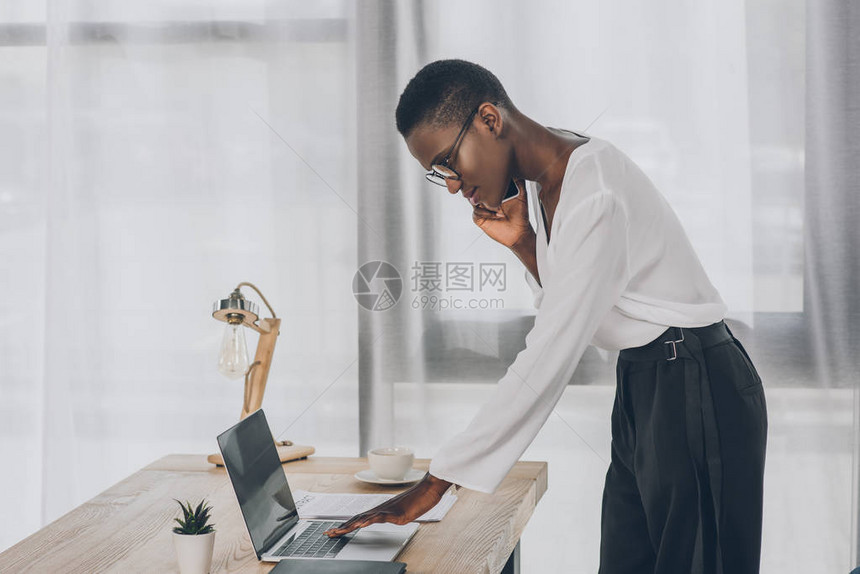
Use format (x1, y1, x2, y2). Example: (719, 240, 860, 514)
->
(479, 102, 503, 137)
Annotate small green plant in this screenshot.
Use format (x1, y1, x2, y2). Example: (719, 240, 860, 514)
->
(172, 499, 215, 535)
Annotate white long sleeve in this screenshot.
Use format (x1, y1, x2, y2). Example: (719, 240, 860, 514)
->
(428, 134, 727, 494)
(524, 267, 544, 309)
(428, 190, 630, 494)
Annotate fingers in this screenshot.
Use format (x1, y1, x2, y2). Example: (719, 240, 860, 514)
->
(323, 512, 383, 538)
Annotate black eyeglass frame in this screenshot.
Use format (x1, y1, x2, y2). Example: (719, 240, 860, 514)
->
(424, 105, 482, 187)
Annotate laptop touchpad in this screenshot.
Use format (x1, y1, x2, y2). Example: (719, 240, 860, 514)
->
(336, 523, 418, 561)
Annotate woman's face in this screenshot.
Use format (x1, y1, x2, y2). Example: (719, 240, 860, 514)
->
(404, 103, 513, 211)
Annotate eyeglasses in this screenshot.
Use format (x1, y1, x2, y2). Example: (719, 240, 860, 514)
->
(425, 105, 480, 187)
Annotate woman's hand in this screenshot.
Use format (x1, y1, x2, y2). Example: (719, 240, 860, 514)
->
(323, 472, 451, 538)
(472, 178, 532, 248)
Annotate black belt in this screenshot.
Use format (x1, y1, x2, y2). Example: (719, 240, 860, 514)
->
(618, 320, 733, 362)
(619, 319, 735, 573)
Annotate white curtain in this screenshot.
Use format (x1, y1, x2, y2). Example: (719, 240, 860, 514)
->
(1, 0, 359, 550)
(805, 0, 860, 564)
(2, 1, 856, 572)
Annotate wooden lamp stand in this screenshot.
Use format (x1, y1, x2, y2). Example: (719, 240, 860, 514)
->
(207, 283, 315, 466)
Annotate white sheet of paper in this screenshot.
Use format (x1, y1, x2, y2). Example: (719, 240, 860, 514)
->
(292, 489, 458, 522)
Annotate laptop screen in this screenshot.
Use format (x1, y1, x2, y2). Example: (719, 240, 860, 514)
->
(217, 409, 300, 557)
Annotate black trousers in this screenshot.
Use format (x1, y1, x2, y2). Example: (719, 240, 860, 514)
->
(598, 320, 768, 574)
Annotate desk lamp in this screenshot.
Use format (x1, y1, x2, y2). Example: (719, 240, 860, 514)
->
(207, 282, 315, 466)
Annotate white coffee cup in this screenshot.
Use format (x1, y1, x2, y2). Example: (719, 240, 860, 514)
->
(367, 446, 414, 480)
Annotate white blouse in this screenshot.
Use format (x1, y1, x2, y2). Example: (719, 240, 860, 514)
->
(427, 135, 728, 495)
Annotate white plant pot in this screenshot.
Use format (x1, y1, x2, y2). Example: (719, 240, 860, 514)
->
(173, 531, 215, 574)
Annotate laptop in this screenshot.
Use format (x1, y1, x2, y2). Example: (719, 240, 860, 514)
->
(216, 409, 419, 562)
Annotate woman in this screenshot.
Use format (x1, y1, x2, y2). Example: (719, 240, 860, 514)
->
(325, 59, 767, 574)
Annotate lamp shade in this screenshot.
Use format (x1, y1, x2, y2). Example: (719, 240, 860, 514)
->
(212, 290, 259, 327)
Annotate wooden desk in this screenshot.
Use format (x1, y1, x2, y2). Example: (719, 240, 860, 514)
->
(0, 455, 547, 573)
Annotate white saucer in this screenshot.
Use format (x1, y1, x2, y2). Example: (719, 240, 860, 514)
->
(354, 468, 425, 485)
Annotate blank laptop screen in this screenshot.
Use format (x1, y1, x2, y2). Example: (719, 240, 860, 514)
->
(217, 410, 299, 556)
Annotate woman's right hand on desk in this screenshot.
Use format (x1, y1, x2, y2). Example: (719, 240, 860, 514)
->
(323, 472, 452, 538)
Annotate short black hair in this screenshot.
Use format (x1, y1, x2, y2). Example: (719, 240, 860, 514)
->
(395, 59, 514, 138)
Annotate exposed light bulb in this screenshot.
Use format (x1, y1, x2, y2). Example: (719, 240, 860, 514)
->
(218, 322, 249, 380)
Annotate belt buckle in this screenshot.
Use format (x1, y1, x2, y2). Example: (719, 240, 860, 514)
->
(664, 327, 685, 361)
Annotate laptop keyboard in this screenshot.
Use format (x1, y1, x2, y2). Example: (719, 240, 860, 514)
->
(274, 520, 352, 559)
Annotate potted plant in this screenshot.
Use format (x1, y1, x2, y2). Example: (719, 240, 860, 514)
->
(172, 499, 216, 574)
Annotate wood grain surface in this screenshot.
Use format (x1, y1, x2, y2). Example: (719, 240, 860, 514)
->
(0, 455, 547, 574)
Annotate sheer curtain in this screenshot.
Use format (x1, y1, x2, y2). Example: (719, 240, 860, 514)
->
(806, 0, 860, 565)
(1, 0, 359, 551)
